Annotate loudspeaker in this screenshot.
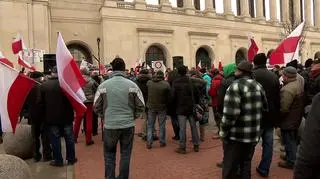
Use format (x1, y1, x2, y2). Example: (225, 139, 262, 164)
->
(173, 56, 183, 69)
(43, 54, 56, 74)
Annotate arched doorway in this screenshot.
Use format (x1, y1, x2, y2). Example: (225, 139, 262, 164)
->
(196, 47, 211, 70)
(145, 45, 166, 67)
(235, 47, 248, 65)
(67, 43, 92, 64)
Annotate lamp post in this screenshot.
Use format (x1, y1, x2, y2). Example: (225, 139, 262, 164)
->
(97, 37, 101, 75)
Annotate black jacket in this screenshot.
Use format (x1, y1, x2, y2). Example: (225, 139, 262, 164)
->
(136, 74, 151, 104)
(217, 75, 236, 115)
(294, 93, 320, 179)
(172, 76, 194, 116)
(40, 76, 74, 125)
(253, 65, 281, 128)
(25, 83, 42, 125)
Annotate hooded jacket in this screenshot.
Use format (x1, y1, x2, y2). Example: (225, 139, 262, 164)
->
(146, 76, 171, 110)
(208, 74, 224, 107)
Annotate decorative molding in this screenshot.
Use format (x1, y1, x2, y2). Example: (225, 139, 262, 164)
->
(188, 31, 218, 37)
(261, 37, 281, 42)
(136, 27, 174, 34)
(51, 17, 101, 24)
(229, 34, 248, 40)
(310, 42, 320, 46)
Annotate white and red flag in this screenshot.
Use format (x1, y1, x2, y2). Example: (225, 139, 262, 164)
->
(56, 33, 87, 117)
(0, 51, 14, 68)
(12, 34, 26, 54)
(0, 62, 36, 133)
(270, 21, 305, 65)
(218, 60, 223, 72)
(197, 61, 202, 71)
(18, 53, 36, 71)
(99, 64, 107, 75)
(248, 33, 259, 62)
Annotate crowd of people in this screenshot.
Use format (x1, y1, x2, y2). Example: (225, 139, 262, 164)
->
(0, 49, 319, 179)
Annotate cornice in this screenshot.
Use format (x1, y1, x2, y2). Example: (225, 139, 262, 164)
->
(188, 31, 218, 37)
(137, 27, 173, 34)
(229, 34, 248, 40)
(310, 42, 320, 46)
(261, 37, 281, 42)
(51, 17, 101, 24)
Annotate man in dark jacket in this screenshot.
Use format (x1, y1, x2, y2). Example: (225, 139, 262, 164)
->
(167, 69, 180, 140)
(172, 66, 200, 154)
(294, 93, 320, 179)
(146, 70, 171, 149)
(253, 53, 280, 177)
(306, 59, 320, 104)
(40, 67, 77, 167)
(26, 71, 52, 162)
(74, 67, 98, 145)
(278, 67, 304, 169)
(136, 69, 156, 140)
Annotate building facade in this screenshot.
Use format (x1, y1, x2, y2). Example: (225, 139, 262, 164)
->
(1, 0, 320, 71)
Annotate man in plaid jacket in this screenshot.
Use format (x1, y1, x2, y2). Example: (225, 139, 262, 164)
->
(219, 60, 268, 179)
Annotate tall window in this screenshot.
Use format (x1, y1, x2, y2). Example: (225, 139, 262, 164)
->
(196, 48, 211, 70)
(249, 0, 255, 17)
(67, 43, 92, 64)
(145, 45, 166, 67)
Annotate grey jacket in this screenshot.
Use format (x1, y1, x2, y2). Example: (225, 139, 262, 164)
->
(93, 71, 145, 129)
(82, 75, 98, 103)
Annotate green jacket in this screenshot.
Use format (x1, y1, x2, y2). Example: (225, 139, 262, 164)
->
(147, 77, 171, 110)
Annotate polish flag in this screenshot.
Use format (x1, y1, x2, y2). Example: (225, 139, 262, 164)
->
(12, 34, 25, 54)
(248, 33, 259, 62)
(211, 64, 215, 71)
(218, 60, 223, 72)
(270, 21, 305, 65)
(18, 53, 36, 71)
(56, 33, 87, 117)
(99, 64, 107, 75)
(0, 62, 36, 133)
(197, 61, 201, 71)
(0, 51, 14, 68)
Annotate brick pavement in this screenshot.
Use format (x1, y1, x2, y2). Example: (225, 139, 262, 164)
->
(75, 120, 293, 179)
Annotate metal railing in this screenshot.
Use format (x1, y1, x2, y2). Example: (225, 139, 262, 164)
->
(117, 1, 135, 9)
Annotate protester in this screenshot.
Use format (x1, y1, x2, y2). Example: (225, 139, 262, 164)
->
(91, 71, 102, 136)
(172, 66, 200, 154)
(220, 61, 268, 179)
(208, 68, 224, 139)
(306, 59, 320, 104)
(253, 53, 281, 177)
(189, 70, 208, 141)
(40, 66, 77, 167)
(146, 70, 171, 149)
(94, 58, 145, 179)
(167, 68, 180, 140)
(278, 66, 304, 169)
(25, 71, 52, 162)
(294, 92, 320, 179)
(136, 69, 157, 141)
(74, 67, 98, 145)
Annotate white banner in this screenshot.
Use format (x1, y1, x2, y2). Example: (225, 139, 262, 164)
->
(152, 60, 166, 72)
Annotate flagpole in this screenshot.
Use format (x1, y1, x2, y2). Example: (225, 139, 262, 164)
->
(97, 38, 101, 76)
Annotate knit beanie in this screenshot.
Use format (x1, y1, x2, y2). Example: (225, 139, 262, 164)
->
(111, 57, 126, 71)
(253, 53, 267, 66)
(283, 66, 297, 78)
(237, 60, 253, 73)
(286, 60, 298, 69)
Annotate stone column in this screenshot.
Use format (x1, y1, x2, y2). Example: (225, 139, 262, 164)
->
(240, 0, 250, 17)
(256, 0, 264, 20)
(135, 0, 147, 10)
(304, 0, 312, 26)
(205, 0, 215, 17)
(224, 0, 233, 19)
(281, 0, 289, 23)
(184, 0, 195, 14)
(315, 0, 320, 27)
(293, 0, 301, 23)
(160, 0, 172, 12)
(269, 0, 277, 22)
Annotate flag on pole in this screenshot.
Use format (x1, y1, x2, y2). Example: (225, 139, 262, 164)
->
(270, 21, 305, 65)
(18, 53, 36, 71)
(12, 34, 26, 55)
(218, 60, 223, 72)
(0, 51, 14, 68)
(248, 33, 259, 62)
(197, 61, 201, 71)
(0, 62, 36, 133)
(56, 33, 87, 118)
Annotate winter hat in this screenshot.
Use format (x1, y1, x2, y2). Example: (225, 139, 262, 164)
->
(305, 58, 313, 68)
(237, 60, 253, 73)
(283, 66, 297, 78)
(253, 53, 267, 66)
(155, 70, 164, 78)
(29, 71, 44, 79)
(111, 57, 126, 71)
(177, 65, 187, 76)
(286, 60, 298, 69)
